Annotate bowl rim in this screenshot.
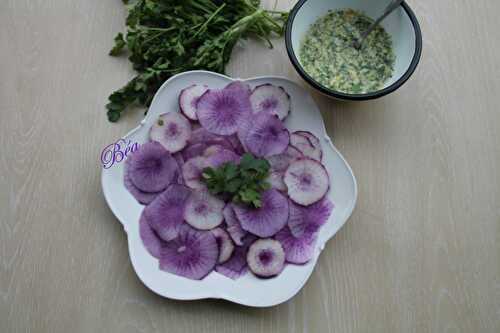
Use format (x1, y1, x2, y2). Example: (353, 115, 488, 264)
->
(285, 0, 423, 100)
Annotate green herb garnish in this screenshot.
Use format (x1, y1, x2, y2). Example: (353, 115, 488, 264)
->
(202, 153, 271, 208)
(106, 0, 288, 122)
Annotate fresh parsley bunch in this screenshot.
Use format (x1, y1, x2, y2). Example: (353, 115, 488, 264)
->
(107, 0, 288, 122)
(202, 153, 271, 208)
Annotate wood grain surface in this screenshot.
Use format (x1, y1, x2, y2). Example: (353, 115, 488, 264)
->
(1, 0, 499, 332)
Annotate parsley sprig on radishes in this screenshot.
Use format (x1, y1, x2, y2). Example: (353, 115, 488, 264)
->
(202, 153, 271, 208)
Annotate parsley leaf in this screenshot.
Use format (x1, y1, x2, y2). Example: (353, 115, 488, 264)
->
(201, 153, 270, 208)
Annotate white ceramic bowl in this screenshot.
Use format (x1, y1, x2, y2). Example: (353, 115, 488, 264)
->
(101, 71, 357, 307)
(285, 0, 422, 100)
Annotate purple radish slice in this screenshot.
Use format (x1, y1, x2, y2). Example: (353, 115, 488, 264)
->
(205, 149, 241, 168)
(267, 145, 304, 173)
(184, 191, 225, 230)
(159, 225, 218, 280)
(266, 171, 287, 192)
(294, 131, 321, 151)
(144, 184, 191, 241)
(139, 212, 166, 258)
(211, 228, 235, 263)
(189, 127, 220, 145)
(225, 80, 252, 93)
(179, 84, 208, 121)
(182, 143, 208, 160)
(247, 238, 285, 277)
(227, 134, 246, 155)
(124, 158, 161, 204)
(127, 141, 178, 193)
(290, 132, 323, 161)
(173, 152, 185, 167)
(196, 82, 252, 135)
(223, 204, 247, 246)
(274, 226, 317, 264)
(202, 144, 226, 157)
(216, 234, 257, 279)
(284, 158, 330, 206)
(290, 132, 322, 161)
(250, 84, 291, 120)
(288, 198, 333, 237)
(240, 112, 290, 157)
(233, 189, 289, 237)
(181, 156, 207, 189)
(150, 112, 192, 153)
(288, 198, 334, 238)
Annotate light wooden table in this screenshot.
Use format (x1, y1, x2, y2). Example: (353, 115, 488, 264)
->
(1, 1, 499, 332)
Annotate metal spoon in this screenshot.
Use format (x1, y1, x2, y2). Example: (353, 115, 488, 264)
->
(353, 0, 405, 50)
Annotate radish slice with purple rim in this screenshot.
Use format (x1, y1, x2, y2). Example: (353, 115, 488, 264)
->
(266, 171, 287, 192)
(294, 131, 321, 151)
(215, 234, 257, 279)
(290, 132, 322, 161)
(227, 134, 245, 155)
(202, 144, 226, 157)
(247, 238, 285, 277)
(181, 156, 207, 189)
(143, 184, 191, 241)
(233, 189, 289, 237)
(184, 191, 225, 230)
(284, 158, 330, 206)
(150, 112, 192, 153)
(127, 141, 178, 193)
(159, 225, 218, 280)
(288, 198, 334, 238)
(178, 84, 208, 121)
(196, 82, 252, 135)
(250, 84, 291, 120)
(240, 112, 289, 157)
(211, 228, 235, 263)
(274, 226, 317, 264)
(267, 145, 304, 173)
(223, 204, 247, 246)
(139, 212, 165, 258)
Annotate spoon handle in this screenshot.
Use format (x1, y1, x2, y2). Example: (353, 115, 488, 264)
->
(356, 0, 405, 48)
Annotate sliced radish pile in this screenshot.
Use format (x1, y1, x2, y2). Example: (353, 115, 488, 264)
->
(284, 158, 330, 206)
(150, 112, 192, 153)
(250, 84, 291, 120)
(290, 132, 322, 161)
(184, 191, 225, 230)
(196, 81, 252, 135)
(179, 84, 208, 121)
(127, 141, 179, 193)
(234, 189, 289, 237)
(159, 225, 218, 280)
(247, 239, 285, 277)
(239, 112, 289, 157)
(123, 81, 334, 280)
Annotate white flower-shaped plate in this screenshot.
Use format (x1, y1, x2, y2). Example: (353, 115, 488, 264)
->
(102, 70, 357, 307)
